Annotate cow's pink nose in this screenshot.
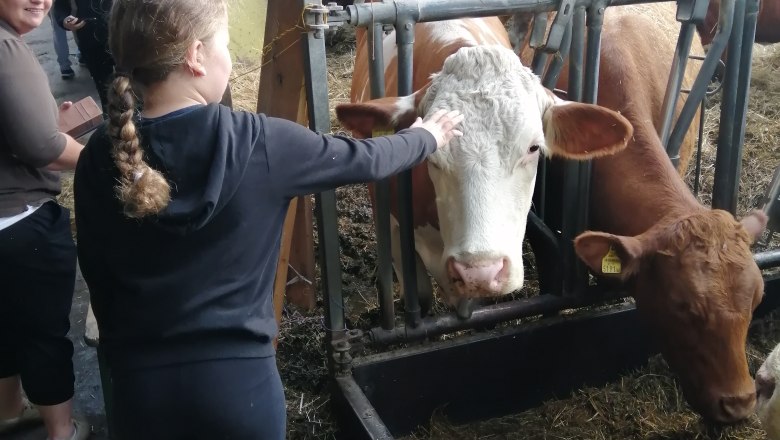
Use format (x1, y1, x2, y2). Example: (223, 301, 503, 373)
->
(449, 257, 508, 295)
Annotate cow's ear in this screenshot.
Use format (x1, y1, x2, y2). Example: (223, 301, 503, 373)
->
(740, 209, 768, 243)
(542, 99, 633, 160)
(335, 83, 430, 139)
(574, 231, 644, 281)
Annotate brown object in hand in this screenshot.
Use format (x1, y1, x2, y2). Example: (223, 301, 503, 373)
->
(58, 96, 103, 139)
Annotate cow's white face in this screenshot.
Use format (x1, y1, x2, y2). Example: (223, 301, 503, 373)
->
(336, 40, 632, 313)
(419, 45, 554, 303)
(757, 343, 780, 439)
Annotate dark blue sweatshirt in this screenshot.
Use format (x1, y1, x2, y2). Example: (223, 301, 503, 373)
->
(74, 103, 436, 369)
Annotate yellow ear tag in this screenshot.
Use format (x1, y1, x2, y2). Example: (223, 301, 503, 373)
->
(601, 246, 622, 274)
(372, 128, 395, 137)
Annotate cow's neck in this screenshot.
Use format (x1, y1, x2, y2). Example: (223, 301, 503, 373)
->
(590, 119, 705, 237)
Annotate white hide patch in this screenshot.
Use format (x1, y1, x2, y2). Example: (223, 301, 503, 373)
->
(391, 94, 416, 126)
(757, 344, 780, 440)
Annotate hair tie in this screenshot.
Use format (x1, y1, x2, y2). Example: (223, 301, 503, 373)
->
(115, 67, 133, 79)
(132, 170, 145, 183)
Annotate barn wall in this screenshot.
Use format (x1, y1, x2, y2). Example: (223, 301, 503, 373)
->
(228, 0, 267, 63)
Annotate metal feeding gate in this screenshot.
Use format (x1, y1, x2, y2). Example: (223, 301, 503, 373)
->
(298, 0, 780, 438)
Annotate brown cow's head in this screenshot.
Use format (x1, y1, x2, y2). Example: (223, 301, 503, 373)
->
(575, 209, 768, 423)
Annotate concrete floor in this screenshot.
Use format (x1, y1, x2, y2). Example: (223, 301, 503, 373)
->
(3, 15, 108, 440)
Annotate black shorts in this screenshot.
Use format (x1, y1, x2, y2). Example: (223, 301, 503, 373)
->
(0, 202, 77, 405)
(112, 356, 286, 440)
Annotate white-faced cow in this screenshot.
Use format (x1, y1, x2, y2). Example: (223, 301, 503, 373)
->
(508, 3, 767, 423)
(335, 17, 632, 313)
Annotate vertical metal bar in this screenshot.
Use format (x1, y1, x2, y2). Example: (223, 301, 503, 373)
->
(368, 24, 387, 98)
(561, 6, 585, 297)
(532, 51, 551, 77)
(396, 18, 421, 328)
(303, 20, 346, 348)
(535, 19, 574, 224)
(368, 24, 396, 331)
(542, 19, 573, 90)
(660, 22, 696, 152)
(694, 99, 705, 197)
(712, 0, 745, 212)
(723, 0, 758, 212)
(582, 3, 604, 104)
(667, 0, 735, 165)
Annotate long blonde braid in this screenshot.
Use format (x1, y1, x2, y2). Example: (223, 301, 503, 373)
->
(107, 75, 170, 218)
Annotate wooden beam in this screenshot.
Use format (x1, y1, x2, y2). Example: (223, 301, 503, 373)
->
(259, 0, 317, 314)
(273, 198, 299, 349)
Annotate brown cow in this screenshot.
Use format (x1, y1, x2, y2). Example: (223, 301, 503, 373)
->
(533, 3, 767, 422)
(501, 2, 764, 423)
(697, 0, 780, 47)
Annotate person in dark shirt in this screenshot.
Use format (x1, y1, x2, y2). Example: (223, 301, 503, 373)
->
(73, 0, 463, 438)
(53, 0, 114, 113)
(0, 1, 89, 440)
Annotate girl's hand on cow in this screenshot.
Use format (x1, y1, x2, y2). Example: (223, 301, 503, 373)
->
(411, 109, 464, 150)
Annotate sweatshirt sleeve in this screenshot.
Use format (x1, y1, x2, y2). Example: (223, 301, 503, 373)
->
(52, 0, 72, 30)
(0, 39, 66, 168)
(262, 115, 437, 197)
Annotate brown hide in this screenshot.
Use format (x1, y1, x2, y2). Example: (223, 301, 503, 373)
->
(556, 3, 765, 423)
(512, 6, 702, 176)
(697, 0, 780, 46)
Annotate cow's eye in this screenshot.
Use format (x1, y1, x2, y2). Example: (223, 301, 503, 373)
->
(529, 145, 540, 153)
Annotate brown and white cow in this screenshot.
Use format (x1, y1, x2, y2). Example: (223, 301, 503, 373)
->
(336, 18, 632, 313)
(524, 3, 767, 423)
(697, 0, 780, 47)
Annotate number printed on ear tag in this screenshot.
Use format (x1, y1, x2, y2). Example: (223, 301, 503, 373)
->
(601, 246, 622, 274)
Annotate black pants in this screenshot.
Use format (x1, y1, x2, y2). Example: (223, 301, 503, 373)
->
(0, 202, 77, 405)
(75, 23, 115, 114)
(112, 356, 286, 440)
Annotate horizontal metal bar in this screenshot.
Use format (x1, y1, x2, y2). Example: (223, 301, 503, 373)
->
(756, 250, 780, 270)
(368, 289, 625, 346)
(346, 0, 673, 27)
(334, 376, 394, 440)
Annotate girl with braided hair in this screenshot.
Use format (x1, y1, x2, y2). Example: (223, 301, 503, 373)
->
(73, 0, 462, 438)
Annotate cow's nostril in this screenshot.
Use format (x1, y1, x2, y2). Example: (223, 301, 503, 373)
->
(719, 392, 757, 423)
(451, 258, 504, 285)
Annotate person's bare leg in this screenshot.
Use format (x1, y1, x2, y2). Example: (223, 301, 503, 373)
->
(0, 375, 24, 419)
(39, 399, 76, 440)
